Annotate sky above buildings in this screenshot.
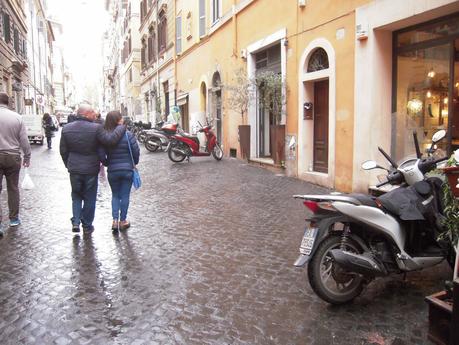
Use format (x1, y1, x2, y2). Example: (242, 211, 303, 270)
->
(46, 0, 108, 104)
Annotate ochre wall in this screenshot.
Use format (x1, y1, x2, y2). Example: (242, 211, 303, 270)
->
(175, 0, 371, 192)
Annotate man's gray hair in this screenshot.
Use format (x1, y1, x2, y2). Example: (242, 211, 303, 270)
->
(77, 103, 93, 116)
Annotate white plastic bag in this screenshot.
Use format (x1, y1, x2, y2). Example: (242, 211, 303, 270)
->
(21, 168, 35, 190)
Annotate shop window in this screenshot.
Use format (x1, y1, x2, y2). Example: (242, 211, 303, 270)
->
(393, 13, 459, 159)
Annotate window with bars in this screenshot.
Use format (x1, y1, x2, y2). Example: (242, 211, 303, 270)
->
(199, 0, 205, 37)
(158, 10, 167, 54)
(176, 16, 182, 54)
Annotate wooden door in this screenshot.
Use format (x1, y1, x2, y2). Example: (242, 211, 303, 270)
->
(313, 80, 329, 173)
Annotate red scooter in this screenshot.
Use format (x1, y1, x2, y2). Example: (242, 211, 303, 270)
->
(167, 120, 223, 162)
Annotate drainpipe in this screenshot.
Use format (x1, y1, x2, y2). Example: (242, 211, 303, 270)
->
(232, 0, 237, 58)
(155, 0, 160, 123)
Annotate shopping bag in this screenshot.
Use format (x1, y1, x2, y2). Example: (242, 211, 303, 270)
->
(132, 168, 141, 190)
(21, 168, 35, 190)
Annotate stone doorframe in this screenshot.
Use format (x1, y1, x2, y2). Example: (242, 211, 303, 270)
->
(246, 28, 287, 160)
(298, 38, 336, 188)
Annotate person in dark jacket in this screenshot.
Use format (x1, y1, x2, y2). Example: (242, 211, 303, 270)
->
(59, 104, 126, 234)
(42, 113, 55, 149)
(103, 110, 140, 231)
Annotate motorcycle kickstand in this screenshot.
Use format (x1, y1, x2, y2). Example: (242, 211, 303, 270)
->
(186, 156, 191, 162)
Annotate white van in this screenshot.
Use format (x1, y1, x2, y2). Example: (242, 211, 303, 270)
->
(22, 114, 44, 145)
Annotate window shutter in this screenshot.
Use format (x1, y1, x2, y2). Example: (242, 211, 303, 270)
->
(176, 16, 181, 54)
(199, 0, 205, 37)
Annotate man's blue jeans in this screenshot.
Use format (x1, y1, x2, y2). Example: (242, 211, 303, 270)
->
(107, 170, 133, 221)
(70, 174, 98, 227)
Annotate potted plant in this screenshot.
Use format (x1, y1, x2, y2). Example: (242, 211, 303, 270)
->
(425, 154, 459, 345)
(226, 67, 254, 160)
(254, 71, 286, 166)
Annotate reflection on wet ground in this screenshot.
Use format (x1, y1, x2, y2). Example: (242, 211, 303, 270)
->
(0, 130, 449, 344)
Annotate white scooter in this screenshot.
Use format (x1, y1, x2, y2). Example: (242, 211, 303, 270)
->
(293, 130, 457, 304)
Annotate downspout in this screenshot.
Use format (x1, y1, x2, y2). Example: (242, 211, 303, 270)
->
(29, 0, 37, 114)
(155, 0, 160, 122)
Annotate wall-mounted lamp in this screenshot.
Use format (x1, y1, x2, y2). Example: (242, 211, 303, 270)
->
(427, 68, 435, 78)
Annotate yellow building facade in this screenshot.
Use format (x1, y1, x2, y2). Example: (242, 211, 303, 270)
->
(174, 0, 459, 193)
(174, 0, 369, 192)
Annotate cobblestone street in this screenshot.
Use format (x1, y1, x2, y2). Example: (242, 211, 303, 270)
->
(0, 132, 451, 345)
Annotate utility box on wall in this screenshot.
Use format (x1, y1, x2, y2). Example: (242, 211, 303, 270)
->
(304, 102, 313, 120)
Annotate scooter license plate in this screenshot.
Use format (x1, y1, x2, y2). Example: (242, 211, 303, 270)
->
(299, 227, 318, 255)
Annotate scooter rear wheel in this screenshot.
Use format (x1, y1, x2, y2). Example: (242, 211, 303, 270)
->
(308, 234, 365, 305)
(145, 137, 160, 152)
(168, 144, 187, 162)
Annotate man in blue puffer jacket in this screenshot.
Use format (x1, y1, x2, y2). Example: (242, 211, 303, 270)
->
(60, 104, 126, 234)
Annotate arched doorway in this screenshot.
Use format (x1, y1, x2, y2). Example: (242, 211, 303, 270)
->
(298, 39, 336, 188)
(212, 72, 222, 143)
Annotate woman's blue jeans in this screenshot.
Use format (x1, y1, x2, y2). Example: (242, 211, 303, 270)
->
(108, 170, 133, 221)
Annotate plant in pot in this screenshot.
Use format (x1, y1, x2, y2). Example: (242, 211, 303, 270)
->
(254, 71, 287, 166)
(425, 152, 459, 345)
(226, 67, 254, 160)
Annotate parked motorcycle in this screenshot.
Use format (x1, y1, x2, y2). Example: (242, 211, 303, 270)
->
(144, 121, 178, 152)
(167, 120, 223, 162)
(293, 130, 457, 304)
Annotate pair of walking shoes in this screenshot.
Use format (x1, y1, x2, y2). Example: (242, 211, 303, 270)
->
(71, 224, 94, 234)
(112, 220, 130, 231)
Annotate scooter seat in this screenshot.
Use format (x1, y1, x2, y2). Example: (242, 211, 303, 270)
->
(348, 194, 378, 207)
(180, 132, 200, 145)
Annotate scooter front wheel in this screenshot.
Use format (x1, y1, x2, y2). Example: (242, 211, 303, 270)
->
(212, 142, 223, 161)
(308, 234, 365, 305)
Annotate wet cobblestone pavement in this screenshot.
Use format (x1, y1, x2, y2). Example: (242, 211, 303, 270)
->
(0, 130, 451, 345)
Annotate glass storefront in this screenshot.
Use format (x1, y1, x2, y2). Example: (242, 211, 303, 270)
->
(393, 13, 459, 160)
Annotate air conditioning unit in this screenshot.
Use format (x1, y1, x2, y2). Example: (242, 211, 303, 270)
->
(356, 23, 368, 41)
(298, 0, 306, 7)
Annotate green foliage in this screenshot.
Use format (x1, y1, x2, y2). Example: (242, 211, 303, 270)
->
(255, 71, 285, 124)
(439, 182, 459, 246)
(226, 68, 253, 118)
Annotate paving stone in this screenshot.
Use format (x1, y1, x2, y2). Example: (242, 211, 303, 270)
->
(0, 133, 451, 344)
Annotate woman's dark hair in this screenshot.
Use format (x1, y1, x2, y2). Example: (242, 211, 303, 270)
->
(104, 111, 122, 131)
(43, 113, 50, 121)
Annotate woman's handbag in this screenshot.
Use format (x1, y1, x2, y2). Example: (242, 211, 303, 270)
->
(126, 132, 141, 189)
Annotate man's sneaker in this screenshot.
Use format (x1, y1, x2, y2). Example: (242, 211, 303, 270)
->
(82, 225, 95, 234)
(111, 220, 119, 231)
(72, 224, 80, 233)
(9, 218, 21, 227)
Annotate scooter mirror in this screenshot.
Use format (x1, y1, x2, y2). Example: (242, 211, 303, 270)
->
(361, 160, 378, 170)
(432, 129, 446, 143)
